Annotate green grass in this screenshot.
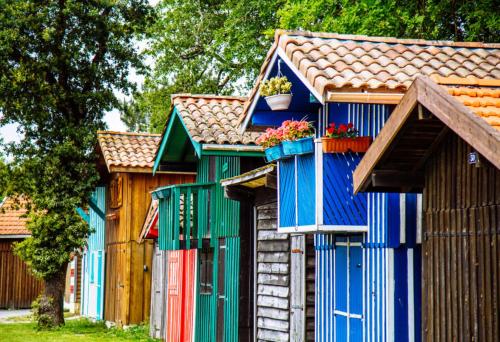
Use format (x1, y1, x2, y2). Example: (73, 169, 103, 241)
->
(0, 318, 159, 341)
(4, 311, 77, 322)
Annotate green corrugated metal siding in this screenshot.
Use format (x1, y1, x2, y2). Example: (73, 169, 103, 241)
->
(195, 238, 219, 342)
(156, 155, 243, 341)
(224, 237, 240, 342)
(214, 156, 240, 238)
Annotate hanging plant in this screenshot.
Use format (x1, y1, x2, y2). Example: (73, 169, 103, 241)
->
(322, 122, 372, 153)
(259, 76, 292, 111)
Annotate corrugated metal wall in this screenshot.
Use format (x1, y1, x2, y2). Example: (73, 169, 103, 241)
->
(81, 186, 106, 320)
(223, 237, 240, 342)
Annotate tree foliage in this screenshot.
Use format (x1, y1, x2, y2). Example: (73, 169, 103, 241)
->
(0, 0, 151, 326)
(278, 0, 499, 42)
(130, 0, 283, 132)
(128, 0, 498, 133)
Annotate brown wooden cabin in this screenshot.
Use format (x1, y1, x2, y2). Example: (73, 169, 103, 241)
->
(221, 165, 316, 341)
(96, 131, 195, 326)
(0, 198, 44, 309)
(354, 76, 500, 342)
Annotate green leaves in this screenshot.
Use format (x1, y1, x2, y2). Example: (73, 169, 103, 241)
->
(0, 0, 151, 279)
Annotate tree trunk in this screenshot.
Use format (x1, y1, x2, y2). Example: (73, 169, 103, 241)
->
(37, 263, 68, 327)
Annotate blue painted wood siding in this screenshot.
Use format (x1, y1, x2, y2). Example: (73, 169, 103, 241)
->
(323, 153, 367, 226)
(314, 103, 422, 341)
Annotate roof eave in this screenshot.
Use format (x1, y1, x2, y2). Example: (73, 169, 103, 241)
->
(353, 76, 500, 193)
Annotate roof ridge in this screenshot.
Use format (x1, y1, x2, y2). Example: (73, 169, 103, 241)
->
(171, 93, 247, 101)
(97, 130, 161, 137)
(275, 29, 500, 48)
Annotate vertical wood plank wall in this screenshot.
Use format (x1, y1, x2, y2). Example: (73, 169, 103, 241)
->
(0, 240, 44, 308)
(255, 201, 291, 341)
(422, 134, 500, 342)
(149, 242, 167, 339)
(104, 172, 194, 326)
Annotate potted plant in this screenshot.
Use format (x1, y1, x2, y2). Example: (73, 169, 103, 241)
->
(257, 127, 285, 162)
(259, 76, 292, 111)
(322, 122, 372, 153)
(281, 120, 315, 156)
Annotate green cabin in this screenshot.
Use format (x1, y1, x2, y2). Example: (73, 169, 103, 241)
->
(150, 94, 263, 341)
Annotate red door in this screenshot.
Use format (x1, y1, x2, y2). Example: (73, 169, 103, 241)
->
(166, 251, 183, 342)
(165, 249, 197, 342)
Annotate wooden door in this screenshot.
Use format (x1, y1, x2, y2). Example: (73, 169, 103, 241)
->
(181, 249, 197, 342)
(150, 244, 166, 339)
(290, 235, 306, 341)
(334, 235, 363, 341)
(166, 250, 183, 342)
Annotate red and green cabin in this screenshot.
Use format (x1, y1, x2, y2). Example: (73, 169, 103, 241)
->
(150, 94, 264, 341)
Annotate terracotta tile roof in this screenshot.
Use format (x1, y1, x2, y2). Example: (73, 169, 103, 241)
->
(172, 94, 260, 145)
(0, 198, 29, 236)
(240, 30, 500, 125)
(436, 77, 500, 130)
(98, 131, 161, 172)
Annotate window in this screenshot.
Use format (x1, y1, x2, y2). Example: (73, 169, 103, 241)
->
(199, 247, 214, 295)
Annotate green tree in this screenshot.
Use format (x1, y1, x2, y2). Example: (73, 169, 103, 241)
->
(278, 0, 499, 42)
(128, 0, 498, 133)
(128, 0, 282, 132)
(0, 0, 151, 327)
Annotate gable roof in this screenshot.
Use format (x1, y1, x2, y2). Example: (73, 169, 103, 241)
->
(353, 76, 500, 193)
(0, 198, 29, 237)
(172, 94, 260, 145)
(239, 30, 500, 126)
(98, 131, 161, 173)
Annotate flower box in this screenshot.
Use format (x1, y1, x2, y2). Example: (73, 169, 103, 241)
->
(265, 144, 285, 162)
(282, 137, 314, 156)
(322, 136, 372, 153)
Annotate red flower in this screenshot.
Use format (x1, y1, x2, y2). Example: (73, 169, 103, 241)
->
(338, 124, 347, 133)
(329, 122, 335, 128)
(347, 123, 353, 129)
(326, 127, 334, 135)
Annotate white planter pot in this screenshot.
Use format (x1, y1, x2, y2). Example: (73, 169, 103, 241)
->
(264, 94, 292, 111)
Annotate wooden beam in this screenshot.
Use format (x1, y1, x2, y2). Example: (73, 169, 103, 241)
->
(353, 83, 418, 193)
(76, 207, 89, 224)
(327, 92, 404, 104)
(371, 170, 424, 190)
(88, 197, 105, 220)
(224, 186, 255, 202)
(415, 76, 500, 170)
(410, 126, 449, 173)
(265, 174, 277, 189)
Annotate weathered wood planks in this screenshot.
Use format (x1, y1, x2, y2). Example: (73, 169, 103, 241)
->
(422, 134, 500, 341)
(0, 240, 44, 308)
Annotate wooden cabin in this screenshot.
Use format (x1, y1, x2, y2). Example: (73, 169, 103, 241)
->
(239, 30, 499, 340)
(149, 94, 264, 341)
(221, 165, 316, 341)
(353, 76, 500, 342)
(80, 131, 194, 325)
(0, 198, 44, 309)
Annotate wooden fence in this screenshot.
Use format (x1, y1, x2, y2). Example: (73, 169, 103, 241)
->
(0, 240, 44, 308)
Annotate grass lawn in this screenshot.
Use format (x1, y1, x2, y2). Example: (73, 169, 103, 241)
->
(0, 318, 159, 341)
